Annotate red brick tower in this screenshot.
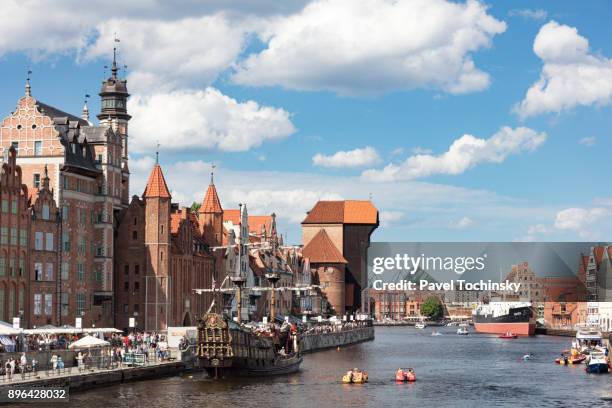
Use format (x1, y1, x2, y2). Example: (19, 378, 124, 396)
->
(198, 170, 223, 248)
(142, 162, 171, 330)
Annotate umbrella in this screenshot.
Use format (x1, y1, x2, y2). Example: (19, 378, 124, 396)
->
(69, 335, 110, 349)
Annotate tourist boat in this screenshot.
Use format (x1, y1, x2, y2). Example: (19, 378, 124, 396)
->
(196, 313, 302, 377)
(342, 368, 369, 384)
(457, 324, 469, 335)
(431, 330, 442, 336)
(415, 322, 426, 329)
(395, 368, 416, 382)
(498, 332, 518, 339)
(585, 351, 609, 374)
(572, 327, 605, 354)
(473, 302, 535, 335)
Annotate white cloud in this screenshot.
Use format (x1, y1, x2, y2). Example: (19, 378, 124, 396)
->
(411, 147, 433, 155)
(313, 146, 380, 168)
(128, 88, 296, 153)
(362, 126, 546, 182)
(380, 211, 404, 228)
(508, 9, 547, 21)
(554, 207, 609, 237)
(233, 0, 506, 95)
(85, 15, 249, 93)
(449, 216, 473, 229)
(579, 136, 596, 146)
(515, 21, 612, 118)
(527, 224, 548, 235)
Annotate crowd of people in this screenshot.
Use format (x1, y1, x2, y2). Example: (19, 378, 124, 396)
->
(0, 330, 175, 382)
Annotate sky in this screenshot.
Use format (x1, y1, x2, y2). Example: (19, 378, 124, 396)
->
(1, 0, 611, 244)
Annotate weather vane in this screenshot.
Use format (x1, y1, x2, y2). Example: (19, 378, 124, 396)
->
(155, 141, 160, 164)
(211, 163, 216, 184)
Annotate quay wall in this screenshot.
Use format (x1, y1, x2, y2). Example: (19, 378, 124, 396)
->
(300, 326, 374, 353)
(536, 327, 612, 341)
(0, 361, 186, 394)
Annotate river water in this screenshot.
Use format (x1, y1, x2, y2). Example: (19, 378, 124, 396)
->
(65, 326, 612, 407)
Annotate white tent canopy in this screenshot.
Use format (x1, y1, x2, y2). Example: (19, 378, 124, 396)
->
(69, 335, 110, 349)
(0, 321, 21, 336)
(24, 327, 121, 335)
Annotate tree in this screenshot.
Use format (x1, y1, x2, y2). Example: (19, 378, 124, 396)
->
(190, 202, 201, 213)
(420, 296, 444, 320)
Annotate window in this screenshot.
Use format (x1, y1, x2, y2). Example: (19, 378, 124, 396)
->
(123, 304, 129, 313)
(18, 259, 23, 277)
(0, 256, 4, 277)
(76, 293, 85, 316)
(45, 263, 53, 281)
(62, 176, 69, 190)
(35, 232, 43, 250)
(19, 229, 26, 247)
(79, 208, 86, 223)
(62, 205, 69, 221)
(61, 293, 69, 316)
(78, 236, 86, 255)
(10, 228, 17, 245)
(134, 282, 139, 293)
(42, 205, 50, 220)
(45, 233, 53, 251)
(9, 258, 14, 277)
(1, 200, 7, 213)
(77, 264, 84, 281)
(134, 304, 140, 313)
(0, 228, 6, 245)
(18, 287, 23, 314)
(34, 141, 42, 156)
(62, 232, 70, 252)
(10, 142, 18, 153)
(124, 265, 129, 277)
(133, 217, 138, 226)
(44, 294, 52, 316)
(134, 264, 139, 275)
(34, 294, 42, 315)
(132, 230, 138, 240)
(11, 199, 17, 214)
(34, 263, 43, 281)
(33, 173, 41, 188)
(61, 263, 69, 280)
(124, 281, 129, 292)
(0, 289, 4, 321)
(95, 270, 102, 282)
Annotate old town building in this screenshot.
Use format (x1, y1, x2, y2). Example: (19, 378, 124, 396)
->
(114, 163, 215, 331)
(302, 200, 379, 314)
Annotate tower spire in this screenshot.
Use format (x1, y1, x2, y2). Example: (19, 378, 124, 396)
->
(82, 94, 90, 122)
(112, 34, 120, 79)
(42, 165, 50, 190)
(25, 69, 32, 96)
(155, 141, 160, 164)
(210, 163, 216, 185)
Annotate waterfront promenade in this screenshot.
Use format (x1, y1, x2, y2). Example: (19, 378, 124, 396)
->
(0, 354, 187, 393)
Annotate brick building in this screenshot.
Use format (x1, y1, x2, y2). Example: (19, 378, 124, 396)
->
(114, 163, 216, 331)
(302, 200, 378, 314)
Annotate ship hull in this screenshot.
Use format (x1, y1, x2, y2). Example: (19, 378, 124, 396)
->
(473, 305, 535, 335)
(202, 355, 303, 377)
(474, 322, 535, 335)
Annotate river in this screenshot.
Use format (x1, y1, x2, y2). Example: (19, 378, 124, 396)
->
(65, 326, 612, 407)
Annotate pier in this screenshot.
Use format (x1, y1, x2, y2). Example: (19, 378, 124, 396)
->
(0, 359, 186, 394)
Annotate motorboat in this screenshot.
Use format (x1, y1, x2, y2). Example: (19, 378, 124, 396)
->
(572, 327, 605, 354)
(431, 331, 442, 336)
(415, 322, 426, 329)
(457, 324, 469, 335)
(585, 351, 609, 374)
(498, 332, 517, 339)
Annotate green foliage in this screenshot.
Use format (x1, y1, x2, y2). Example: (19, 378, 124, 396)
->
(420, 296, 444, 320)
(190, 202, 201, 213)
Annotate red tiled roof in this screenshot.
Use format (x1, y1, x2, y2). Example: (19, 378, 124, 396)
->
(302, 200, 378, 224)
(200, 183, 222, 213)
(143, 164, 171, 198)
(302, 229, 347, 264)
(223, 210, 272, 235)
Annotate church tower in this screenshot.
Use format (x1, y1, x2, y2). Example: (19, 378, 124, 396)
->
(98, 43, 131, 206)
(143, 163, 171, 330)
(198, 170, 223, 248)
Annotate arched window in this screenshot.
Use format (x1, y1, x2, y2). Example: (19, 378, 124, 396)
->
(8, 285, 15, 319)
(0, 286, 5, 321)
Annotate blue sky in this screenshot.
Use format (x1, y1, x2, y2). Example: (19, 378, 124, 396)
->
(1, 0, 611, 244)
